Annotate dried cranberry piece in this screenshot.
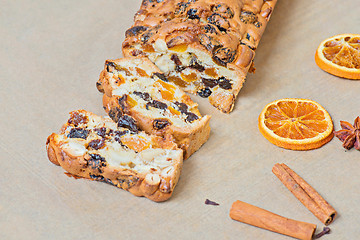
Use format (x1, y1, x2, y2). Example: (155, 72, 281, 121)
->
(185, 112, 199, 122)
(202, 77, 218, 88)
(117, 115, 139, 133)
(153, 119, 171, 130)
(68, 128, 89, 139)
(198, 88, 212, 98)
(88, 139, 105, 150)
(125, 26, 148, 38)
(218, 77, 232, 90)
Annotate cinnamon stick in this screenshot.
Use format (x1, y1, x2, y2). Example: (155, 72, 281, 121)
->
(230, 200, 316, 240)
(272, 163, 337, 225)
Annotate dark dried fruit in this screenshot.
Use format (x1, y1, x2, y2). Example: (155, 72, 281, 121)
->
(207, 13, 230, 32)
(175, 2, 188, 15)
(68, 112, 88, 126)
(198, 34, 221, 52)
(125, 26, 148, 38)
(218, 77, 232, 90)
(202, 77, 218, 88)
(96, 81, 104, 93)
(108, 107, 122, 123)
(205, 199, 220, 206)
(114, 130, 129, 137)
(202, 24, 218, 34)
(89, 174, 116, 186)
(94, 127, 107, 138)
(87, 154, 107, 172)
(174, 101, 188, 113)
(88, 139, 105, 150)
(212, 47, 236, 66)
(117, 115, 139, 133)
(246, 33, 251, 40)
(140, 27, 159, 43)
(189, 57, 205, 72)
(130, 49, 144, 57)
(197, 88, 212, 98)
(187, 8, 199, 19)
(68, 128, 89, 139)
(171, 54, 182, 66)
(153, 119, 171, 130)
(175, 65, 186, 72)
(213, 4, 234, 19)
(133, 91, 151, 101)
(152, 72, 169, 82)
(146, 100, 168, 110)
(240, 11, 257, 24)
(166, 35, 189, 48)
(185, 112, 199, 122)
(254, 21, 262, 28)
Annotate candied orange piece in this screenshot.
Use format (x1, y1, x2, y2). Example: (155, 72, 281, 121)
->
(169, 44, 188, 52)
(126, 95, 138, 108)
(135, 67, 149, 77)
(115, 74, 125, 86)
(167, 75, 189, 87)
(168, 106, 180, 115)
(121, 136, 150, 152)
(154, 80, 176, 101)
(204, 68, 219, 78)
(259, 98, 334, 150)
(181, 72, 199, 83)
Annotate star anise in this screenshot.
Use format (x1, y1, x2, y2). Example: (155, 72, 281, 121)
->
(334, 116, 360, 150)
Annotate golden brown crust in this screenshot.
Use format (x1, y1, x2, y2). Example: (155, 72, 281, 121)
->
(46, 110, 183, 202)
(122, 0, 277, 113)
(97, 57, 211, 159)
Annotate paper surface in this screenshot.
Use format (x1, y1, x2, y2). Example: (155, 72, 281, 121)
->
(1, 0, 359, 239)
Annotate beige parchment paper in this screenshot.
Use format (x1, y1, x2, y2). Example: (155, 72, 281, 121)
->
(1, 0, 359, 239)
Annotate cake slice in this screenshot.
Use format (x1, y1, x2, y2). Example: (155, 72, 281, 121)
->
(46, 110, 183, 202)
(97, 57, 211, 160)
(122, 0, 277, 113)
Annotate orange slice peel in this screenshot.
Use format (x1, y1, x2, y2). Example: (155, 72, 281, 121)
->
(259, 98, 334, 150)
(315, 34, 360, 80)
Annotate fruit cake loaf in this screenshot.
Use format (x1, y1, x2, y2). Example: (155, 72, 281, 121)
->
(122, 0, 277, 113)
(46, 110, 183, 202)
(97, 57, 211, 160)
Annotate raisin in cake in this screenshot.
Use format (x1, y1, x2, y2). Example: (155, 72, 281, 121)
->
(97, 57, 211, 160)
(46, 110, 183, 202)
(122, 0, 277, 113)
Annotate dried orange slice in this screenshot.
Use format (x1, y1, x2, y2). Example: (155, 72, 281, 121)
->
(315, 34, 360, 79)
(259, 98, 334, 150)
